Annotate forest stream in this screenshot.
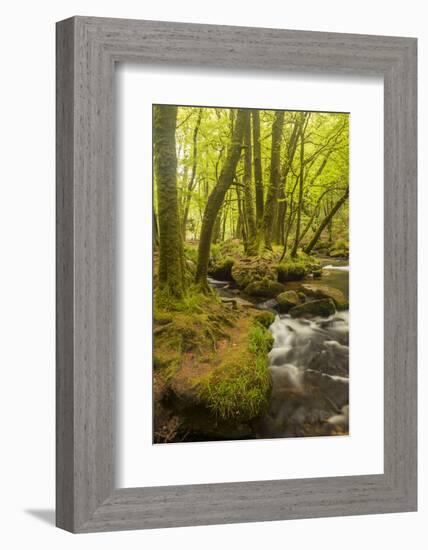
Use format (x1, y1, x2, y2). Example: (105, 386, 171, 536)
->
(208, 261, 349, 438)
(259, 262, 349, 437)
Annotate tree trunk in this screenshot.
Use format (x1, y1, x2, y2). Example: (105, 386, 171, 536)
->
(222, 203, 228, 240)
(236, 183, 247, 245)
(181, 109, 202, 240)
(153, 208, 159, 249)
(290, 124, 305, 258)
(275, 117, 301, 244)
(298, 188, 334, 246)
(212, 211, 222, 243)
(252, 110, 264, 224)
(154, 105, 185, 297)
(195, 109, 248, 286)
(243, 111, 257, 252)
(304, 187, 349, 254)
(263, 110, 285, 249)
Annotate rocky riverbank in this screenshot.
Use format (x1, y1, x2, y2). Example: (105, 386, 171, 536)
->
(153, 240, 349, 443)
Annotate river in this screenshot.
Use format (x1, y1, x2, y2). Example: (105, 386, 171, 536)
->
(208, 261, 350, 439)
(256, 262, 349, 438)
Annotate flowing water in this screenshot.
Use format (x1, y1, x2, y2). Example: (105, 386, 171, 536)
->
(208, 262, 350, 439)
(256, 264, 350, 438)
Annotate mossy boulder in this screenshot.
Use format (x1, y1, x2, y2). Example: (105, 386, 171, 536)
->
(277, 290, 299, 312)
(217, 238, 245, 257)
(244, 278, 285, 298)
(208, 256, 234, 281)
(232, 257, 277, 289)
(277, 254, 321, 282)
(289, 298, 336, 318)
(297, 291, 307, 302)
(276, 290, 300, 313)
(301, 284, 349, 310)
(277, 262, 306, 282)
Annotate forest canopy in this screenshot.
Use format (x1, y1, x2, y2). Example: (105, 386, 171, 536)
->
(153, 105, 349, 295)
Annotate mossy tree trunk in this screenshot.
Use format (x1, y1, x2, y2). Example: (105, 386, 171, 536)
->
(290, 123, 306, 257)
(263, 110, 285, 249)
(275, 116, 301, 245)
(212, 210, 222, 243)
(304, 187, 349, 254)
(154, 105, 185, 297)
(252, 110, 264, 224)
(243, 111, 257, 253)
(195, 109, 248, 286)
(181, 108, 202, 240)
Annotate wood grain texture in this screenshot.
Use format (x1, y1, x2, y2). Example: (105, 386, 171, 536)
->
(56, 16, 417, 533)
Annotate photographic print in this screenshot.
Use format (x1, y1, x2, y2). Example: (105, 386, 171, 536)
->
(153, 105, 349, 444)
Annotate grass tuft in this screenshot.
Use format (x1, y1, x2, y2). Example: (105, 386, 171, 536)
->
(198, 321, 273, 422)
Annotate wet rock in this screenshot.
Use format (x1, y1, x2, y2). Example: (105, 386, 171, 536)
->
(276, 290, 300, 312)
(326, 405, 349, 432)
(300, 284, 348, 310)
(207, 277, 229, 289)
(289, 298, 336, 318)
(244, 278, 285, 298)
(297, 291, 307, 302)
(304, 370, 349, 410)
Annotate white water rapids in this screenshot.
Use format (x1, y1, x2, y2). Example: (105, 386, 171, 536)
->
(256, 310, 349, 438)
(208, 263, 350, 439)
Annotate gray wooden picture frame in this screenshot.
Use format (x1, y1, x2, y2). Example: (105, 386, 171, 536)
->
(56, 16, 417, 533)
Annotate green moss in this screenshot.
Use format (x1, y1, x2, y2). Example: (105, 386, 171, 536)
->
(217, 239, 244, 257)
(244, 278, 285, 298)
(154, 349, 180, 371)
(232, 257, 277, 289)
(277, 254, 321, 282)
(208, 256, 235, 280)
(277, 261, 306, 282)
(301, 284, 349, 310)
(210, 242, 221, 259)
(183, 242, 199, 263)
(155, 285, 217, 314)
(254, 310, 275, 328)
(329, 238, 349, 258)
(277, 290, 300, 312)
(154, 287, 234, 357)
(198, 322, 273, 422)
(154, 310, 173, 325)
(289, 298, 336, 318)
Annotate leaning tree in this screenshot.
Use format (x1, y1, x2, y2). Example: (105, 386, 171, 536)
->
(195, 109, 248, 287)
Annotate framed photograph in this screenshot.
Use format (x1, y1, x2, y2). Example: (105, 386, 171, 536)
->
(56, 16, 417, 532)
